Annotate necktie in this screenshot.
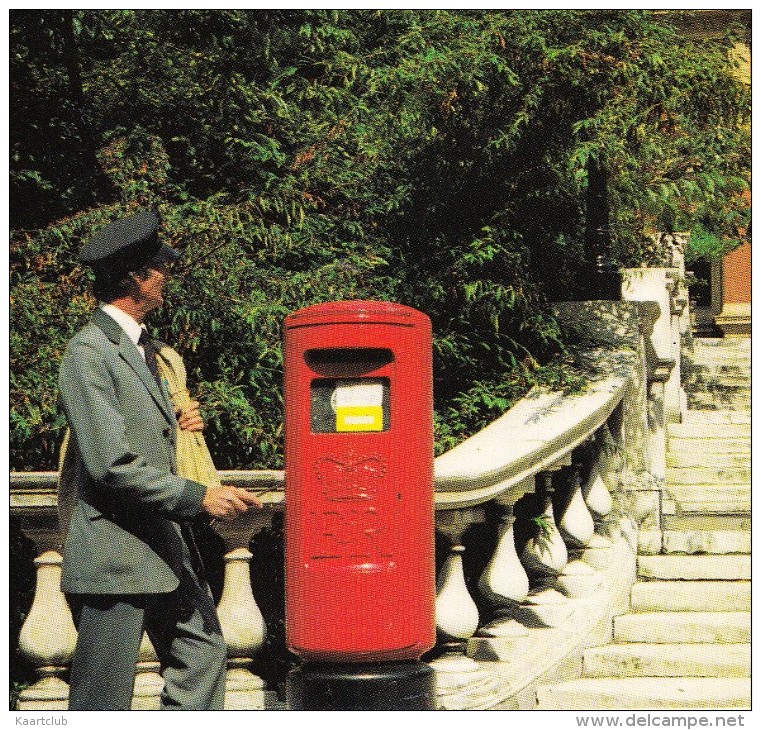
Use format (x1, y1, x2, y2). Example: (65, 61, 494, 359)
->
(138, 329, 163, 390)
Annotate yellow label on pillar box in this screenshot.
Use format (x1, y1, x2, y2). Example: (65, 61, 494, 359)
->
(335, 405, 384, 432)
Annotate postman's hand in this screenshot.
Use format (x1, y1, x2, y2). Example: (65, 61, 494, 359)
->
(177, 400, 204, 432)
(202, 485, 263, 521)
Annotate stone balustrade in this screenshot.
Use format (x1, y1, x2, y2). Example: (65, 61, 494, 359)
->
(10, 267, 686, 710)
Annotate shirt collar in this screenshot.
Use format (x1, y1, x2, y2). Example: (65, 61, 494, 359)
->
(100, 304, 144, 348)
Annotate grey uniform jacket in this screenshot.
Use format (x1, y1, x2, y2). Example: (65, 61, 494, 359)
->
(58, 308, 207, 595)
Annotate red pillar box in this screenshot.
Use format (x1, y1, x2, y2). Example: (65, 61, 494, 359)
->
(284, 300, 435, 662)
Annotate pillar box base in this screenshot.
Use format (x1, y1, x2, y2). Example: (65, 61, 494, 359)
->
(286, 660, 436, 710)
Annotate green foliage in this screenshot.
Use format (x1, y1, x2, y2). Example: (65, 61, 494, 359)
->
(564, 12, 750, 264)
(532, 514, 554, 540)
(685, 220, 747, 264)
(10, 9, 750, 470)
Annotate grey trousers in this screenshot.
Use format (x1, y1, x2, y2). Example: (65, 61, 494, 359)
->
(67, 568, 227, 711)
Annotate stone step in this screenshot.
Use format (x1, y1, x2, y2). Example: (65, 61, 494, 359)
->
(614, 612, 750, 644)
(692, 356, 751, 366)
(689, 363, 751, 377)
(663, 514, 751, 532)
(665, 483, 751, 509)
(695, 336, 750, 343)
(690, 365, 751, 378)
(691, 370, 751, 383)
(689, 358, 750, 372)
(690, 366, 751, 376)
(700, 378, 751, 391)
(683, 411, 751, 425)
(692, 339, 751, 356)
(691, 374, 751, 387)
(638, 555, 750, 581)
(689, 378, 750, 393)
(688, 359, 751, 371)
(667, 422, 750, 439)
(690, 366, 752, 379)
(536, 677, 750, 710)
(692, 335, 751, 347)
(630, 581, 751, 612)
(690, 362, 751, 375)
(693, 358, 751, 370)
(688, 392, 751, 411)
(637, 530, 751, 555)
(688, 388, 750, 404)
(666, 466, 749, 485)
(691, 348, 751, 361)
(667, 450, 749, 468)
(692, 374, 752, 388)
(692, 344, 750, 350)
(662, 485, 751, 514)
(668, 437, 750, 454)
(582, 643, 750, 678)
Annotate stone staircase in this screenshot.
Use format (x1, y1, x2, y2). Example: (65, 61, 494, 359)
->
(685, 337, 751, 412)
(537, 337, 751, 710)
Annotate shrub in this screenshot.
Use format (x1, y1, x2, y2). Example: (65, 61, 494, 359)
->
(10, 10, 750, 470)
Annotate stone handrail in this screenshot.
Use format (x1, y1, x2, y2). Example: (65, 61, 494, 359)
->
(11, 360, 629, 511)
(10, 265, 688, 710)
(11, 354, 632, 514)
(433, 356, 633, 509)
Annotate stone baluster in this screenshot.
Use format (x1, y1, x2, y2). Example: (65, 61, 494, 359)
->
(520, 471, 568, 577)
(430, 508, 483, 673)
(557, 466, 602, 598)
(558, 466, 595, 549)
(430, 507, 503, 710)
(132, 634, 163, 710)
(517, 470, 572, 627)
(478, 490, 532, 621)
(467, 482, 533, 662)
(212, 508, 273, 710)
(580, 431, 617, 570)
(584, 449, 615, 524)
(597, 421, 624, 495)
(16, 515, 76, 710)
